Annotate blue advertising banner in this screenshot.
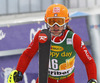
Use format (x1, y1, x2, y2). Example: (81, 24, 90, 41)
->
(0, 22, 46, 51)
(0, 17, 89, 51)
(0, 16, 90, 83)
(69, 17, 89, 42)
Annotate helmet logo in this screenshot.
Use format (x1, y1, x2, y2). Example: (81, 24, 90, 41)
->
(54, 14, 58, 17)
(53, 7, 60, 13)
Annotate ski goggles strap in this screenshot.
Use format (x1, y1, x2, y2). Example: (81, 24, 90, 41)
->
(47, 17, 65, 27)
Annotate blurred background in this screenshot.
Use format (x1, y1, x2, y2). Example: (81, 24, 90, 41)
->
(0, 0, 100, 83)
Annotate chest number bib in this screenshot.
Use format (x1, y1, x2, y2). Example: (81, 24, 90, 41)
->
(49, 59, 58, 69)
(48, 31, 76, 80)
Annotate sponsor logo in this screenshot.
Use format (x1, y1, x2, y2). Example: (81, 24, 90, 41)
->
(90, 24, 100, 29)
(51, 46, 64, 52)
(82, 45, 92, 60)
(0, 30, 6, 40)
(53, 7, 60, 13)
(84, 50, 92, 60)
(49, 74, 72, 80)
(67, 38, 72, 44)
(50, 51, 72, 58)
(81, 41, 84, 48)
(39, 33, 48, 43)
(61, 52, 72, 57)
(50, 52, 59, 58)
(48, 66, 74, 76)
(30, 24, 47, 42)
(54, 14, 58, 17)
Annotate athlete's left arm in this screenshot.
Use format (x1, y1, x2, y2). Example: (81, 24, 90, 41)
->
(73, 34, 97, 82)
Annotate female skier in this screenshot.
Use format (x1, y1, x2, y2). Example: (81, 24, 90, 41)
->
(9, 4, 97, 83)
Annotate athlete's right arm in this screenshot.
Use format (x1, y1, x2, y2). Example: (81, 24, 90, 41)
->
(16, 30, 41, 74)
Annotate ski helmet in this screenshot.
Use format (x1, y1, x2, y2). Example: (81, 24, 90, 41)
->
(45, 4, 70, 27)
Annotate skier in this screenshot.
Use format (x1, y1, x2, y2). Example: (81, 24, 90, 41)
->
(9, 4, 97, 83)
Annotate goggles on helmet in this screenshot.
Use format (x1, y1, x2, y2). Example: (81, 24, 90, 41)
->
(47, 17, 65, 27)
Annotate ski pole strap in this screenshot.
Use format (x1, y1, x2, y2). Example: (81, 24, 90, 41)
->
(87, 79, 97, 83)
(39, 29, 51, 83)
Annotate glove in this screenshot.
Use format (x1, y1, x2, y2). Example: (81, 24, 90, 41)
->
(8, 70, 23, 83)
(14, 71, 23, 82)
(87, 79, 97, 83)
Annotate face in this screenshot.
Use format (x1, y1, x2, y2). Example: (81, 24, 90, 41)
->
(49, 24, 64, 36)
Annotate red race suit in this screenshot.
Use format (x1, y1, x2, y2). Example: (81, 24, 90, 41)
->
(16, 30, 97, 83)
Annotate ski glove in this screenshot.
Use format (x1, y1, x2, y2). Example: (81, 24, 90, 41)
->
(87, 79, 97, 83)
(14, 71, 23, 82)
(8, 70, 23, 83)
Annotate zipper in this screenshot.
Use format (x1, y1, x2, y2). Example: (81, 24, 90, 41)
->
(57, 80, 59, 83)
